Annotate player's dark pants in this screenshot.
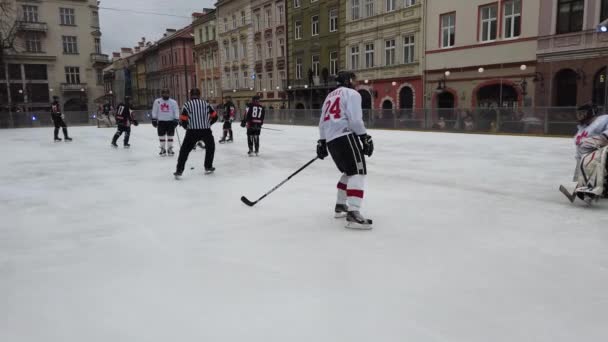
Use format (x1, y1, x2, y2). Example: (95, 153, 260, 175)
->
(176, 129, 215, 171)
(247, 128, 261, 152)
(222, 121, 233, 140)
(157, 121, 176, 136)
(327, 133, 367, 176)
(52, 114, 69, 139)
(112, 125, 131, 145)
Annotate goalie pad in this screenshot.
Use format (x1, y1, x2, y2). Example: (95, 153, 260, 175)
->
(575, 146, 608, 198)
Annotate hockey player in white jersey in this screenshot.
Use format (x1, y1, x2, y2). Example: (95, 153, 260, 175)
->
(151, 88, 180, 156)
(316, 71, 374, 229)
(560, 104, 608, 203)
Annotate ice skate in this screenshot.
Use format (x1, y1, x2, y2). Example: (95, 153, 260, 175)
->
(227, 137, 233, 143)
(248, 150, 254, 157)
(219, 137, 226, 144)
(167, 147, 175, 156)
(345, 211, 373, 230)
(173, 169, 183, 179)
(334, 204, 349, 218)
(111, 142, 118, 148)
(64, 137, 73, 142)
(204, 167, 215, 174)
(124, 143, 130, 148)
(54, 137, 62, 142)
(159, 147, 167, 156)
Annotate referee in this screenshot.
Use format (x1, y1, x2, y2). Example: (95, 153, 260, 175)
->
(174, 88, 218, 178)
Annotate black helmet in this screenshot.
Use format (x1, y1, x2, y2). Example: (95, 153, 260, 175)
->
(336, 71, 356, 89)
(576, 103, 599, 124)
(52, 96, 59, 101)
(252, 95, 261, 102)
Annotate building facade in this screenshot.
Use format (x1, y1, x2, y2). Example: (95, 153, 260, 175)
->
(193, 9, 222, 106)
(536, 0, 608, 108)
(286, 0, 345, 109)
(251, 0, 287, 109)
(344, 0, 424, 113)
(425, 0, 539, 116)
(1, 0, 110, 112)
(156, 27, 196, 106)
(216, 0, 256, 111)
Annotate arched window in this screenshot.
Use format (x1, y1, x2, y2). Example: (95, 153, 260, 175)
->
(399, 87, 413, 109)
(554, 69, 578, 107)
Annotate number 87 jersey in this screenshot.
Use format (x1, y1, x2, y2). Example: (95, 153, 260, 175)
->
(319, 87, 368, 143)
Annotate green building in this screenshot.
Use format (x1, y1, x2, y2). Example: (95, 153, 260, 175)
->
(286, 0, 344, 109)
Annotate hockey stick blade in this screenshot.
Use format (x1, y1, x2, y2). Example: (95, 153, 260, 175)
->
(559, 185, 576, 203)
(240, 196, 257, 207)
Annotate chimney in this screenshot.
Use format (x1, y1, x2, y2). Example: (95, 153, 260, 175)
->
(146, 41, 153, 47)
(120, 47, 133, 58)
(138, 41, 144, 48)
(192, 12, 204, 20)
(134, 47, 141, 53)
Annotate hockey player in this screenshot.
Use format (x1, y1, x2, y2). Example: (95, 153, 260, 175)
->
(173, 88, 218, 178)
(100, 100, 113, 126)
(111, 96, 138, 148)
(316, 71, 374, 229)
(151, 89, 180, 156)
(560, 103, 608, 203)
(219, 97, 236, 143)
(240, 96, 265, 156)
(50, 96, 72, 142)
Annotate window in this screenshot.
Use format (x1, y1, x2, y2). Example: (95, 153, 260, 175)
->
(330, 51, 338, 75)
(243, 71, 249, 88)
(404, 0, 417, 7)
(268, 72, 273, 89)
(602, 0, 608, 22)
(385, 39, 395, 66)
(386, 0, 396, 12)
(241, 11, 246, 25)
(352, 0, 360, 20)
(255, 12, 261, 31)
(224, 72, 231, 89)
(294, 0, 301, 8)
(257, 73, 263, 90)
(312, 55, 320, 77)
(365, 43, 374, 68)
(295, 21, 302, 39)
(329, 8, 338, 32)
(94, 38, 101, 54)
(65, 66, 80, 84)
(557, 0, 584, 34)
(296, 58, 303, 79)
(312, 15, 319, 36)
(440, 13, 456, 48)
(62, 36, 78, 54)
(22, 5, 38, 22)
(96, 69, 103, 85)
(212, 27, 216, 40)
(201, 56, 206, 70)
(280, 71, 286, 83)
(92, 11, 100, 27)
(60, 8, 75, 25)
(223, 18, 228, 31)
(479, 4, 498, 42)
(503, 0, 522, 39)
(403, 35, 415, 63)
(234, 72, 239, 88)
(224, 45, 230, 60)
(256, 43, 262, 60)
(233, 43, 239, 59)
(350, 46, 360, 70)
(279, 38, 285, 57)
(25, 32, 42, 52)
(277, 5, 284, 24)
(232, 14, 237, 29)
(265, 8, 272, 28)
(240, 41, 247, 58)
(365, 0, 374, 17)
(266, 41, 273, 59)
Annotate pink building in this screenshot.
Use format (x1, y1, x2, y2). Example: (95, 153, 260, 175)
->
(156, 27, 196, 106)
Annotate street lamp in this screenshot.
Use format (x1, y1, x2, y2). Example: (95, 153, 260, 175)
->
(436, 70, 450, 93)
(478, 67, 485, 73)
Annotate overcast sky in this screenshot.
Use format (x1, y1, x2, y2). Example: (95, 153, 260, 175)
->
(99, 0, 215, 54)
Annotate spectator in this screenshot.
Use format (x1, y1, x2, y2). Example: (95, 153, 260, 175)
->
(464, 113, 475, 131)
(437, 117, 446, 130)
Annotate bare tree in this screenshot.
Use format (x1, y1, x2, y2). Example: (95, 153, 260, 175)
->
(1, 0, 19, 108)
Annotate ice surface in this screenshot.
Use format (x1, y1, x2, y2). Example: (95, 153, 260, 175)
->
(1, 125, 608, 342)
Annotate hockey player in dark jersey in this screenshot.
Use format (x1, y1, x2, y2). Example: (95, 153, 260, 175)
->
(50, 96, 72, 142)
(240, 95, 265, 156)
(219, 97, 236, 143)
(111, 96, 138, 148)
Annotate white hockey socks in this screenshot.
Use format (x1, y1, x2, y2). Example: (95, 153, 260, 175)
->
(159, 135, 166, 149)
(346, 174, 366, 212)
(167, 135, 174, 149)
(336, 174, 349, 205)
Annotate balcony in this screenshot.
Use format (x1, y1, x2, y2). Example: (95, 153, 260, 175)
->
(17, 21, 48, 32)
(90, 53, 110, 66)
(61, 83, 87, 92)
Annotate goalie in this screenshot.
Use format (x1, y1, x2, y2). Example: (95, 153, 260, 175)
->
(560, 104, 608, 204)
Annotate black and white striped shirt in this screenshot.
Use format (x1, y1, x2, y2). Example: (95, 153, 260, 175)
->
(182, 99, 215, 129)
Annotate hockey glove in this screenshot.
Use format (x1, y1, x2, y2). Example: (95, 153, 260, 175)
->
(172, 119, 179, 128)
(240, 120, 246, 128)
(359, 134, 374, 157)
(210, 112, 218, 125)
(180, 121, 188, 129)
(151, 119, 158, 128)
(132, 120, 139, 126)
(316, 139, 328, 160)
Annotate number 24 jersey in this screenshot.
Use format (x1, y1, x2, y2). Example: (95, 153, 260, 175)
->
(319, 87, 367, 143)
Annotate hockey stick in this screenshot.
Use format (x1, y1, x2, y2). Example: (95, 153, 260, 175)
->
(175, 127, 182, 147)
(261, 127, 283, 132)
(241, 157, 319, 207)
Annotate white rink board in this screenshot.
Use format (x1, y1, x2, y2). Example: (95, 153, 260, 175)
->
(1, 124, 607, 342)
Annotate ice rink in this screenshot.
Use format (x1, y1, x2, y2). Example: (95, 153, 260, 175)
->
(1, 124, 607, 342)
